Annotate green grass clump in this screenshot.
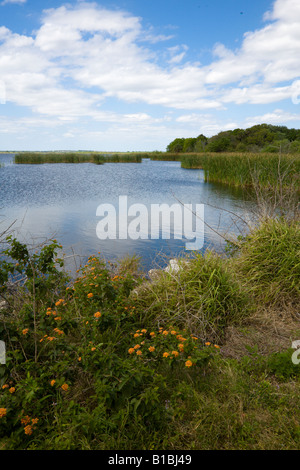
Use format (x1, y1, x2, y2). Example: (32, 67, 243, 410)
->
(131, 251, 252, 341)
(232, 217, 300, 304)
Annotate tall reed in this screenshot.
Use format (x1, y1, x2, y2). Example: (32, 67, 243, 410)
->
(107, 153, 142, 163)
(14, 152, 142, 164)
(181, 152, 300, 188)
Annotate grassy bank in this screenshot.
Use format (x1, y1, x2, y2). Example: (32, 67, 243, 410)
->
(0, 211, 299, 450)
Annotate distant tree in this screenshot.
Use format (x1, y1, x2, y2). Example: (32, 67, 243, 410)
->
(183, 138, 197, 153)
(245, 124, 275, 147)
(194, 134, 208, 152)
(166, 123, 300, 154)
(205, 133, 231, 152)
(166, 138, 185, 153)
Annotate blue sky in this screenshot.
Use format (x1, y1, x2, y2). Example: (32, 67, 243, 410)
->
(0, 0, 300, 151)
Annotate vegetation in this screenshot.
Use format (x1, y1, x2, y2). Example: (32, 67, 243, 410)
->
(0, 205, 299, 449)
(180, 152, 300, 189)
(167, 124, 300, 154)
(107, 153, 142, 163)
(14, 152, 142, 164)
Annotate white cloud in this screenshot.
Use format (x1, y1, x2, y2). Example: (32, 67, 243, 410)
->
(1, 0, 27, 6)
(245, 109, 300, 127)
(1, 0, 26, 5)
(0, 0, 300, 150)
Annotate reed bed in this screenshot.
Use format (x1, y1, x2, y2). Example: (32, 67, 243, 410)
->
(14, 152, 144, 164)
(14, 152, 103, 164)
(181, 152, 300, 188)
(148, 152, 182, 161)
(106, 153, 142, 163)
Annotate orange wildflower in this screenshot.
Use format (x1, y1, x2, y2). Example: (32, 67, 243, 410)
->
(24, 425, 33, 435)
(21, 415, 31, 425)
(53, 328, 64, 335)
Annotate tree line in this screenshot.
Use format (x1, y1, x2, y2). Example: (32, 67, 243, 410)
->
(166, 124, 300, 153)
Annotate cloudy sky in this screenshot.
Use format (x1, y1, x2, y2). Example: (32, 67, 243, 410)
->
(0, 0, 300, 151)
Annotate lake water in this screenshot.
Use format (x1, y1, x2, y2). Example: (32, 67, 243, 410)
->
(0, 153, 257, 275)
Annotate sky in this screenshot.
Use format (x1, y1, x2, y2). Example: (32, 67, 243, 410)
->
(0, 0, 300, 151)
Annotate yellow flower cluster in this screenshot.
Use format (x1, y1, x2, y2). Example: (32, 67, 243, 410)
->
(128, 326, 199, 363)
(0, 408, 7, 418)
(20, 415, 39, 435)
(205, 342, 220, 349)
(53, 328, 64, 336)
(46, 307, 62, 321)
(127, 326, 217, 369)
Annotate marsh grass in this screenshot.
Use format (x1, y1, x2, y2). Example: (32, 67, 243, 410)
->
(107, 153, 142, 163)
(14, 152, 143, 164)
(180, 152, 300, 189)
(14, 152, 102, 164)
(231, 217, 300, 305)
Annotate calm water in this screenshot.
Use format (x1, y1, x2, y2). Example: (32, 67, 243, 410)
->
(0, 153, 256, 274)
